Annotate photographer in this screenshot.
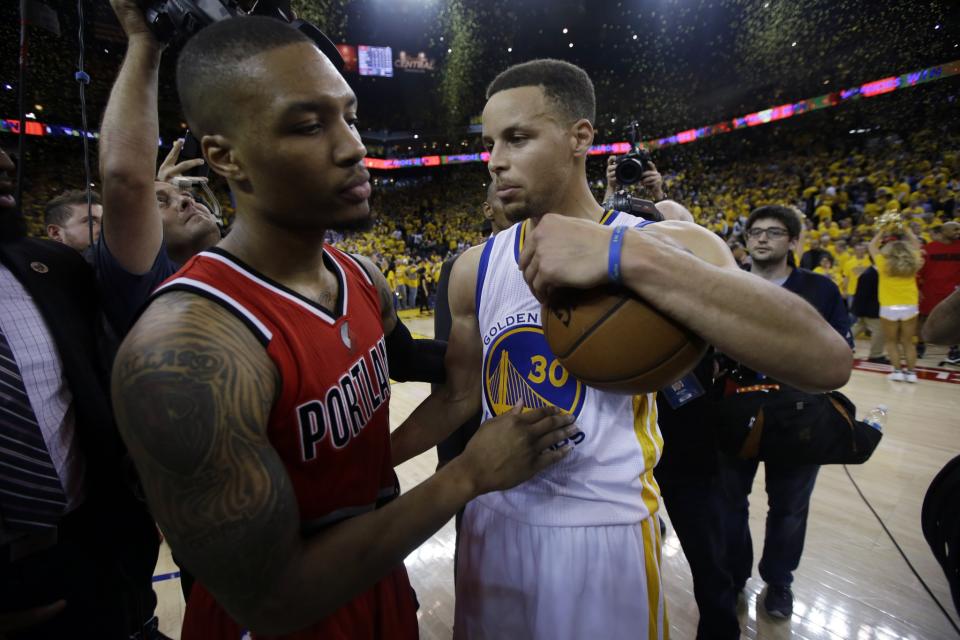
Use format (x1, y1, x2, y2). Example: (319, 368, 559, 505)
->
(97, 0, 222, 336)
(603, 154, 665, 204)
(602, 150, 696, 225)
(720, 205, 852, 620)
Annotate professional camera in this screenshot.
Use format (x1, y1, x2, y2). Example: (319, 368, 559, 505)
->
(137, 0, 343, 69)
(614, 120, 654, 185)
(606, 192, 663, 223)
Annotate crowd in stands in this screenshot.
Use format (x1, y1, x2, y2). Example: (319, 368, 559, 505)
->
(8, 121, 958, 336)
(327, 169, 489, 312)
(655, 128, 959, 367)
(326, 127, 959, 340)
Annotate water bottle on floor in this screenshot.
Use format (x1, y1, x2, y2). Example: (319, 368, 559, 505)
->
(863, 405, 888, 431)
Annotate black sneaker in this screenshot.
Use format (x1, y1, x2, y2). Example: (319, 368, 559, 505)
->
(764, 584, 793, 619)
(948, 346, 960, 362)
(867, 356, 891, 365)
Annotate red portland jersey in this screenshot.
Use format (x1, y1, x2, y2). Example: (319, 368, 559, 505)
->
(153, 246, 417, 640)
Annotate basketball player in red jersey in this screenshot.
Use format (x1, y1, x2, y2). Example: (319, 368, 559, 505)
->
(110, 18, 577, 640)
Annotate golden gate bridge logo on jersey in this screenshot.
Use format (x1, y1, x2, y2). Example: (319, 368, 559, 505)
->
(483, 324, 587, 428)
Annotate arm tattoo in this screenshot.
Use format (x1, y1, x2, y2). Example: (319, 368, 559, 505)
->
(112, 292, 298, 614)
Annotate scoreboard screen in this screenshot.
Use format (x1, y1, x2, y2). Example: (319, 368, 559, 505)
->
(358, 46, 393, 78)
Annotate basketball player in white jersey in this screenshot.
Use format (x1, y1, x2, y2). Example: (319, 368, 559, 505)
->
(392, 59, 852, 639)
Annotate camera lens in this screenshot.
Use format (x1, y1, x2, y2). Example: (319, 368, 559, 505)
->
(615, 158, 645, 185)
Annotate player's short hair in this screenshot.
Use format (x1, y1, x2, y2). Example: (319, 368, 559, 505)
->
(44, 189, 100, 227)
(745, 205, 802, 240)
(486, 59, 596, 125)
(176, 17, 312, 137)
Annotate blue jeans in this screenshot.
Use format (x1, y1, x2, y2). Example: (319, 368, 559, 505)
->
(396, 285, 407, 310)
(720, 456, 820, 588)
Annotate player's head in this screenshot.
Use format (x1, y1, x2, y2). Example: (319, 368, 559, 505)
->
(943, 221, 960, 242)
(482, 182, 510, 234)
(654, 199, 695, 223)
(177, 17, 370, 234)
(744, 205, 801, 267)
(482, 59, 596, 222)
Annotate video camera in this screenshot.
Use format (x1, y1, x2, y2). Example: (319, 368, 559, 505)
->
(614, 121, 654, 186)
(137, 0, 344, 69)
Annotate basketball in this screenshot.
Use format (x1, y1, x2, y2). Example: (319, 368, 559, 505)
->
(541, 221, 734, 394)
(542, 286, 707, 394)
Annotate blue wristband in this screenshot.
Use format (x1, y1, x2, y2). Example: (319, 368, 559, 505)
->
(608, 226, 628, 284)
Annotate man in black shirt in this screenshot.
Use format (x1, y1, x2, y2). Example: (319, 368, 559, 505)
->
(655, 354, 740, 640)
(852, 266, 887, 363)
(721, 206, 852, 620)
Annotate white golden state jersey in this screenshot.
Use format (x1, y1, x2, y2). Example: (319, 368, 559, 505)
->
(474, 209, 663, 527)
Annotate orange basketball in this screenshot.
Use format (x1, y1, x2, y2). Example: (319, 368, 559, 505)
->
(542, 286, 707, 394)
(540, 221, 732, 394)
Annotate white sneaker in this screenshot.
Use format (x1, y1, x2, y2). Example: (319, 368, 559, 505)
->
(888, 370, 905, 382)
(905, 371, 918, 383)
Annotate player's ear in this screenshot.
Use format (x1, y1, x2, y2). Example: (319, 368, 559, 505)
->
(202, 134, 248, 184)
(571, 119, 594, 158)
(482, 202, 494, 221)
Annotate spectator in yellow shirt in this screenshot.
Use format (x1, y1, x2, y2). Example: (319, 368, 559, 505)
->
(814, 254, 843, 289)
(395, 261, 409, 310)
(841, 242, 874, 340)
(817, 219, 841, 240)
(876, 188, 901, 213)
(841, 242, 872, 299)
(403, 261, 418, 309)
(814, 204, 833, 223)
(386, 267, 398, 311)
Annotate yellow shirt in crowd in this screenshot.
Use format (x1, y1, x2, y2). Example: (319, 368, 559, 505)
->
(403, 267, 418, 288)
(814, 266, 843, 290)
(841, 256, 872, 296)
